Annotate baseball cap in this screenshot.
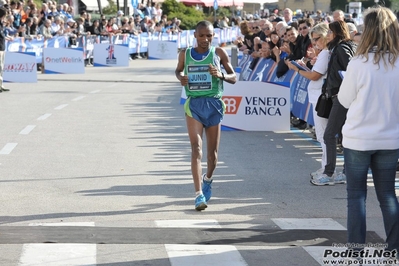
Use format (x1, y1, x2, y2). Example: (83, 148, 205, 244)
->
(67, 18, 75, 23)
(117, 10, 124, 15)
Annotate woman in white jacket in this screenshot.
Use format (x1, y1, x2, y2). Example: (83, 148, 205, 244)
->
(287, 23, 329, 179)
(338, 6, 399, 254)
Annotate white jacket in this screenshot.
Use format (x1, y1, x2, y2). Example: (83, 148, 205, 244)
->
(338, 53, 399, 151)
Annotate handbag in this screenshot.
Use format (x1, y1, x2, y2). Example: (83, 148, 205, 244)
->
(314, 47, 336, 119)
(315, 92, 332, 118)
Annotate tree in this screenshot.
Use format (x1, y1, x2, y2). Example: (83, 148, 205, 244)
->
(162, 0, 205, 30)
(103, 0, 118, 15)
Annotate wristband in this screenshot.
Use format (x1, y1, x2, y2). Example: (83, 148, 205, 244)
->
(221, 72, 225, 80)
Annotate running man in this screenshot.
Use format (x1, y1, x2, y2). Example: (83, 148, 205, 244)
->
(175, 20, 236, 211)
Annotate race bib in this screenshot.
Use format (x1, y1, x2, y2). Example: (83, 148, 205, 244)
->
(187, 64, 212, 91)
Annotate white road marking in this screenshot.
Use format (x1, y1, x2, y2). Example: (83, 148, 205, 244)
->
(89, 90, 101, 94)
(54, 104, 68, 110)
(165, 244, 248, 266)
(155, 219, 221, 228)
(18, 244, 96, 266)
(18, 222, 96, 266)
(37, 113, 52, 120)
(28, 222, 95, 226)
(272, 218, 346, 230)
(72, 96, 86, 101)
(0, 143, 18, 155)
(19, 125, 36, 135)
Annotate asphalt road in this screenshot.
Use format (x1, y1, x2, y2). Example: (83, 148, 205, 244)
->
(0, 59, 391, 266)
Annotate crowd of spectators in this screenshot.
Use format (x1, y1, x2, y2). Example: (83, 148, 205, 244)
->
(0, 0, 183, 60)
(231, 8, 368, 130)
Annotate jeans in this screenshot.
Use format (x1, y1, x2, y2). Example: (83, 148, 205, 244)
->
(323, 96, 347, 176)
(345, 148, 399, 252)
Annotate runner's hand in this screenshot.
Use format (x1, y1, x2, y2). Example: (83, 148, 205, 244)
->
(180, 75, 188, 86)
(209, 64, 221, 79)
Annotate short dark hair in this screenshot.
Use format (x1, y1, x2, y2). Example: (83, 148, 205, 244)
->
(195, 20, 213, 31)
(0, 7, 7, 19)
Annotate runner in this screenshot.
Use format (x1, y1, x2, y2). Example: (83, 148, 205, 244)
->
(175, 20, 236, 211)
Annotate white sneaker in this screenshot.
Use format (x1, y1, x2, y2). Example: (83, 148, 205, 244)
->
(334, 172, 346, 184)
(311, 174, 335, 186)
(310, 168, 324, 177)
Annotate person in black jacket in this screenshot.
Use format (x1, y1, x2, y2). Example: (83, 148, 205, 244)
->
(276, 26, 304, 77)
(311, 20, 357, 186)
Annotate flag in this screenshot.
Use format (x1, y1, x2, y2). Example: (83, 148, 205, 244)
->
(214, 0, 218, 10)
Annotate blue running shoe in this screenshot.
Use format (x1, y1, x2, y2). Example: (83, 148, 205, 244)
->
(202, 173, 213, 202)
(195, 194, 207, 211)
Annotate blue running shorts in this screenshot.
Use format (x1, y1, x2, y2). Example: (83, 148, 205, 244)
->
(184, 97, 226, 128)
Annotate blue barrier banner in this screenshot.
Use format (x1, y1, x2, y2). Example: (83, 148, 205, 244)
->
(267, 68, 295, 87)
(291, 73, 314, 126)
(25, 39, 45, 63)
(248, 58, 275, 82)
(139, 33, 149, 53)
(239, 57, 253, 81)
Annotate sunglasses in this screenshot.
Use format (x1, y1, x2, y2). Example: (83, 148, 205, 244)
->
(298, 26, 308, 31)
(262, 27, 270, 31)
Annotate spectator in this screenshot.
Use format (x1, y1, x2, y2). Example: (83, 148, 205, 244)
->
(311, 20, 357, 186)
(333, 10, 344, 22)
(287, 23, 330, 178)
(17, 23, 25, 37)
(140, 16, 150, 32)
(116, 10, 123, 27)
(346, 22, 357, 40)
(21, 5, 30, 23)
(283, 8, 294, 25)
(39, 18, 52, 38)
(270, 30, 287, 63)
(220, 16, 229, 28)
(24, 17, 34, 38)
(49, 4, 58, 17)
(239, 21, 255, 54)
(30, 16, 39, 35)
(76, 17, 89, 36)
(154, 3, 162, 22)
(337, 6, 399, 253)
(276, 26, 302, 77)
(51, 16, 62, 36)
(213, 18, 221, 29)
(12, 1, 22, 28)
(298, 18, 314, 63)
(4, 15, 18, 37)
(39, 3, 49, 20)
(88, 19, 101, 35)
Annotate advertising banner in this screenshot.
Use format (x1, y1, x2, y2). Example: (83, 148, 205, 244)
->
(93, 43, 129, 67)
(221, 81, 290, 131)
(3, 52, 37, 83)
(148, 41, 178, 60)
(43, 47, 84, 74)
